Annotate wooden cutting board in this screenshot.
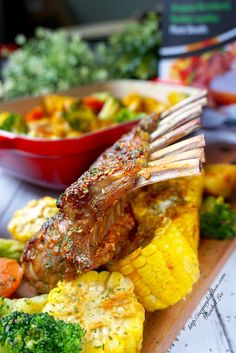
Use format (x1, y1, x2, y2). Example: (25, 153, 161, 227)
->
(141, 238, 236, 353)
(141, 142, 236, 353)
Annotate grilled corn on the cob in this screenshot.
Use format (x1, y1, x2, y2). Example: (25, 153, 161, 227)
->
(43, 271, 145, 353)
(172, 175, 204, 251)
(108, 175, 203, 311)
(8, 197, 57, 242)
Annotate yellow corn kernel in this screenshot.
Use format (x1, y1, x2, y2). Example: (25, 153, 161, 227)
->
(118, 248, 140, 266)
(120, 263, 134, 276)
(106, 271, 124, 289)
(44, 271, 145, 353)
(132, 256, 147, 269)
(141, 243, 156, 257)
(7, 197, 57, 242)
(109, 221, 199, 312)
(146, 252, 163, 267)
(98, 271, 110, 284)
(82, 270, 99, 286)
(140, 271, 156, 285)
(137, 264, 152, 278)
(174, 207, 199, 252)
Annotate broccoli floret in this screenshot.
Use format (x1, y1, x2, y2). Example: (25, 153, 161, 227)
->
(200, 196, 236, 239)
(0, 311, 84, 353)
(0, 295, 48, 318)
(0, 238, 24, 261)
(0, 113, 28, 134)
(63, 101, 97, 132)
(116, 108, 146, 123)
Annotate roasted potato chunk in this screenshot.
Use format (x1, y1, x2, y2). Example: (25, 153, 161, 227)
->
(204, 164, 236, 197)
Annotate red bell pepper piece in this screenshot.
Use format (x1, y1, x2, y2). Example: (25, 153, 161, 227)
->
(83, 96, 104, 114)
(25, 106, 44, 121)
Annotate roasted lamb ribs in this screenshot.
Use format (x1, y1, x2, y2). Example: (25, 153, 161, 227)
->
(22, 92, 206, 293)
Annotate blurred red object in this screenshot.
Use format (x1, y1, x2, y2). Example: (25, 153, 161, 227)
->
(210, 71, 236, 105)
(0, 44, 17, 57)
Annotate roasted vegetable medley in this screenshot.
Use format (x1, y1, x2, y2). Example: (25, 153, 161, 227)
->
(0, 164, 235, 352)
(0, 91, 187, 139)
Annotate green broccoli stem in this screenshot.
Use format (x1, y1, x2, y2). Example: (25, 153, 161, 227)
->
(0, 238, 25, 261)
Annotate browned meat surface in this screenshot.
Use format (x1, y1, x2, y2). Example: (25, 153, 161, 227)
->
(22, 123, 155, 293)
(22, 96, 205, 293)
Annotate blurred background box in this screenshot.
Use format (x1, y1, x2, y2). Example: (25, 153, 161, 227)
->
(159, 0, 236, 132)
(159, 0, 236, 98)
(0, 0, 158, 42)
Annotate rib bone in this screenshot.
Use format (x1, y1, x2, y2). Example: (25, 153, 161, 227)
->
(160, 90, 207, 119)
(150, 117, 201, 152)
(150, 134, 205, 161)
(135, 92, 207, 189)
(135, 160, 201, 188)
(139, 158, 201, 177)
(148, 148, 205, 167)
(151, 97, 206, 141)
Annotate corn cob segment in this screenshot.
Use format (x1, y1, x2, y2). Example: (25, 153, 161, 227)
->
(43, 271, 145, 353)
(174, 208, 199, 252)
(8, 197, 57, 242)
(109, 222, 199, 311)
(108, 175, 203, 311)
(132, 175, 203, 251)
(172, 174, 204, 251)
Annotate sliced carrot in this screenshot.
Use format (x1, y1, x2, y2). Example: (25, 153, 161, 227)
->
(0, 258, 23, 298)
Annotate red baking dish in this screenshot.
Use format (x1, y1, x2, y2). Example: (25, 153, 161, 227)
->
(0, 80, 201, 190)
(0, 121, 137, 189)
